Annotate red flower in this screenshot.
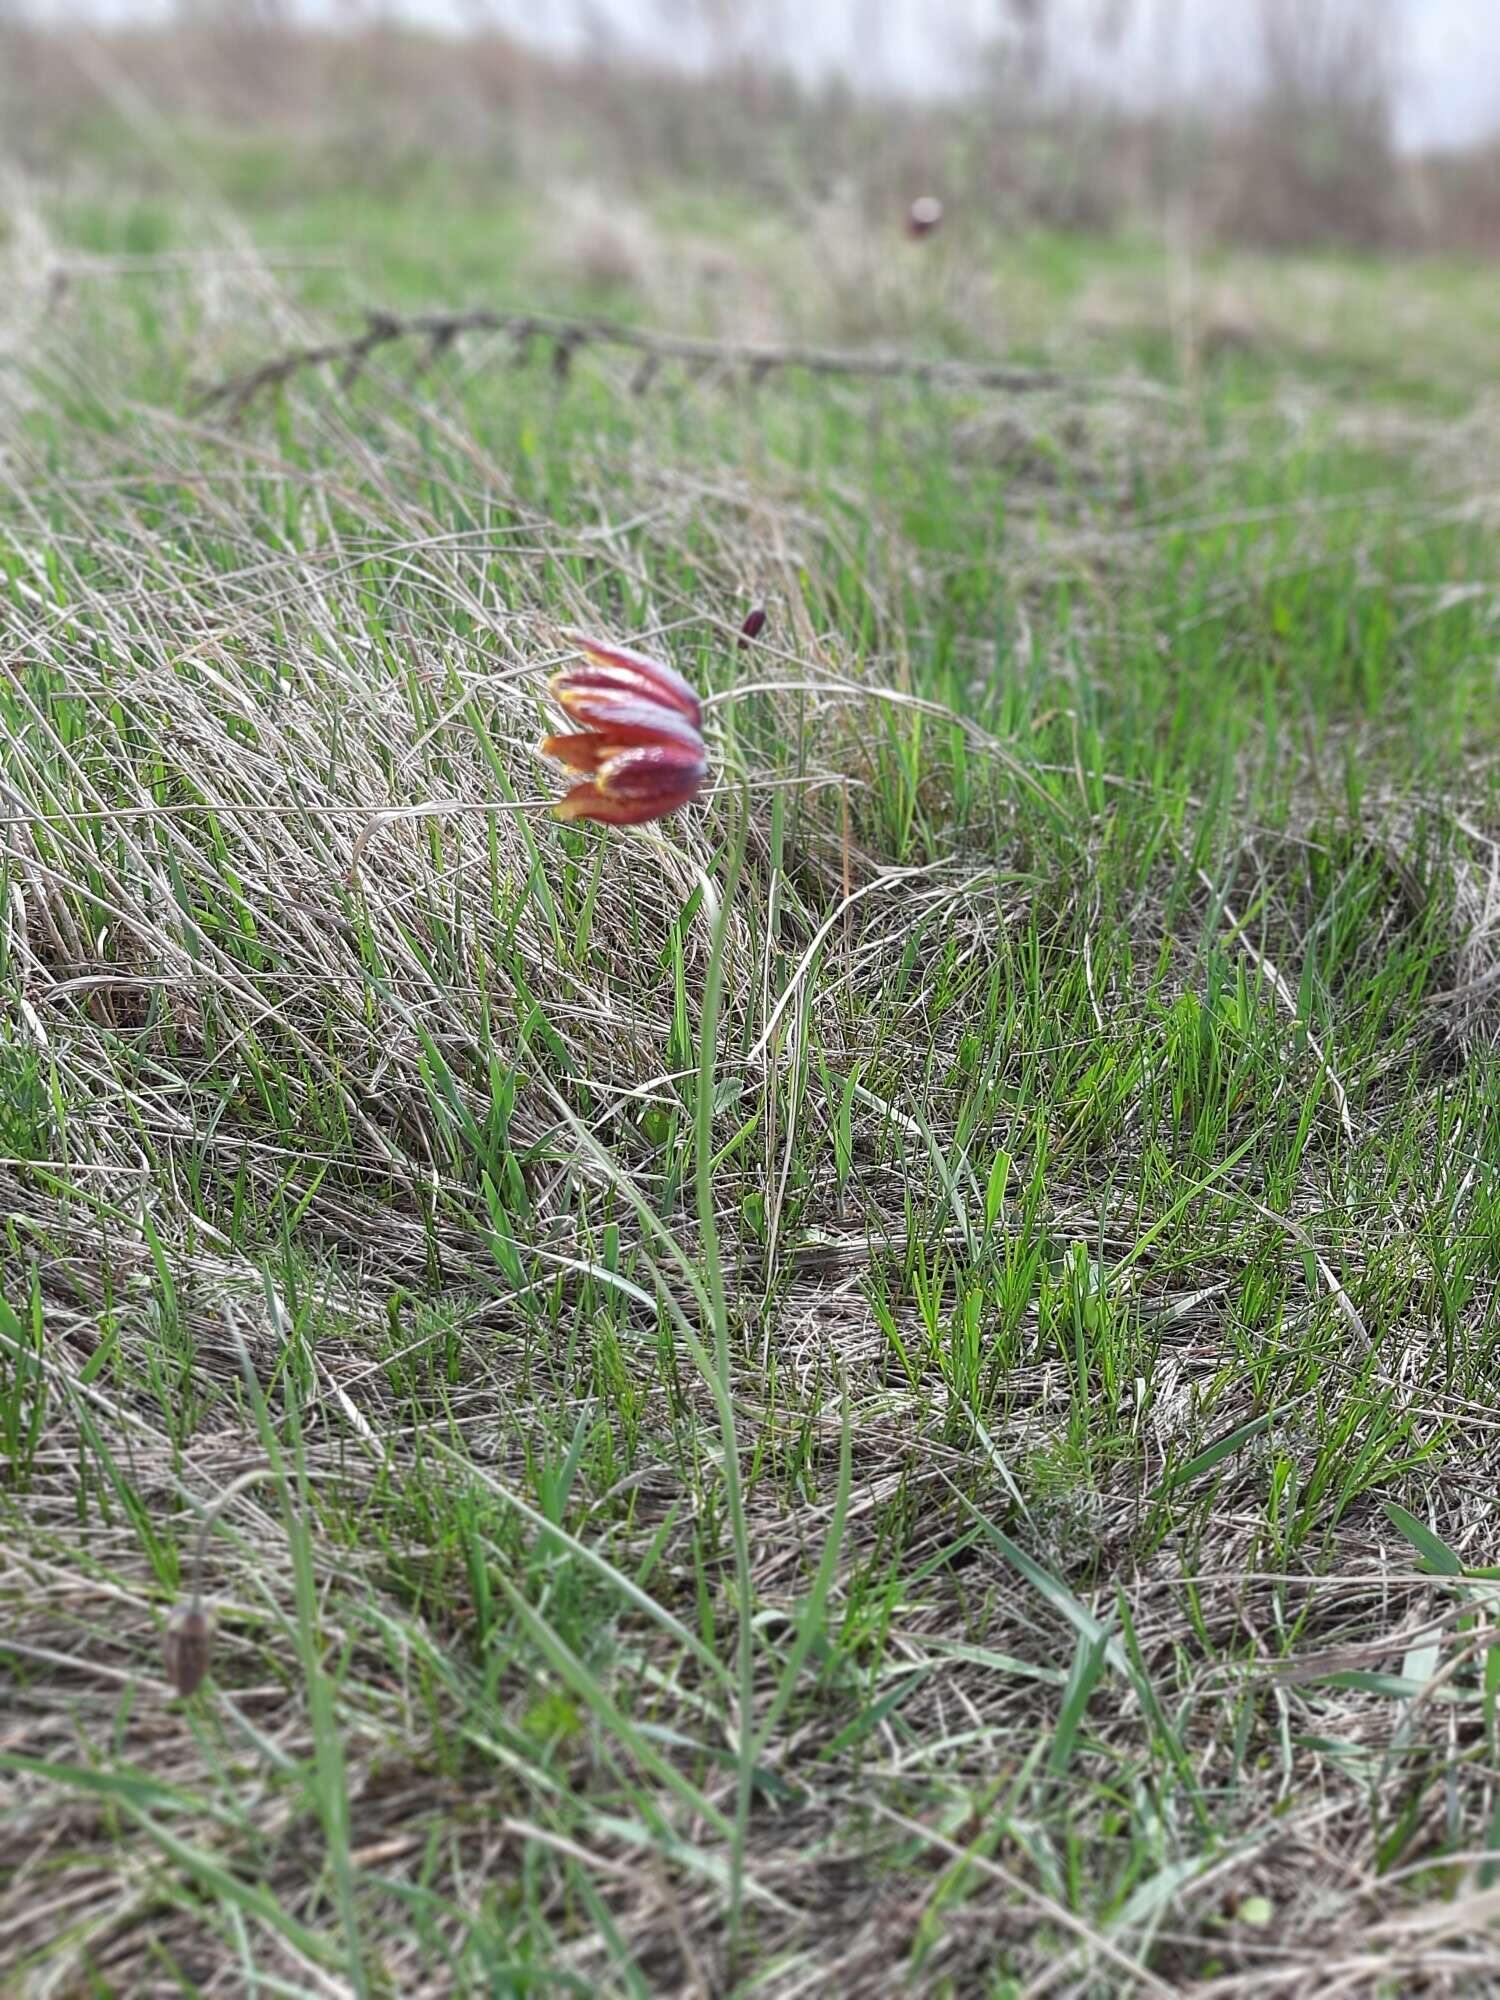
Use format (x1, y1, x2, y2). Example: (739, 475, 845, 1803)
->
(542, 634, 708, 827)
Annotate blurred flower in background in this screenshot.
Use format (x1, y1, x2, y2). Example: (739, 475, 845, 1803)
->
(906, 195, 944, 238)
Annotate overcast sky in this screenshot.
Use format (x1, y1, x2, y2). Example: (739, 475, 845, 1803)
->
(22, 0, 1500, 151)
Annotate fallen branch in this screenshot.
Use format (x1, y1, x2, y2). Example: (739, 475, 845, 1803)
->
(195, 306, 1175, 416)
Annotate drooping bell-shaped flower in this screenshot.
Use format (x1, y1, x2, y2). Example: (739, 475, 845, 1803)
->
(541, 633, 708, 827)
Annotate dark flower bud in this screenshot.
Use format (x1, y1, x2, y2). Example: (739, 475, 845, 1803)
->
(164, 1602, 214, 1698)
(739, 606, 767, 645)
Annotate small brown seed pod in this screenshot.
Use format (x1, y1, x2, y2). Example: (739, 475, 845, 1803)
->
(163, 1602, 215, 1698)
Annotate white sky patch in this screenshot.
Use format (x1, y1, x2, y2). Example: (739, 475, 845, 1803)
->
(482, 0, 1500, 149)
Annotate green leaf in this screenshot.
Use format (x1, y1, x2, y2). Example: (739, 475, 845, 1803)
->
(754, 1393, 852, 1760)
(0, 1754, 219, 1822)
(984, 1149, 1011, 1233)
(1383, 1501, 1463, 1576)
(1161, 1410, 1276, 1491)
(1048, 1628, 1107, 1776)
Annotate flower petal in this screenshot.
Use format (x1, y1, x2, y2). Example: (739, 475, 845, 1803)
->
(553, 770, 704, 826)
(552, 744, 705, 826)
(595, 742, 707, 801)
(548, 686, 705, 753)
(539, 731, 613, 772)
(562, 632, 703, 725)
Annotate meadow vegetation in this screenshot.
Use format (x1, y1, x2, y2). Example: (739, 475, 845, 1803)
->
(1, 23, 1499, 1996)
